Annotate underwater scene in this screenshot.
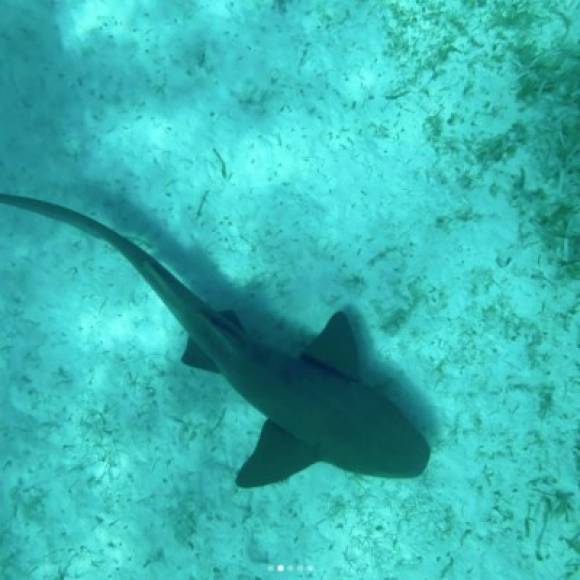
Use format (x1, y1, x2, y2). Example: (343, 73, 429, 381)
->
(0, 1, 578, 579)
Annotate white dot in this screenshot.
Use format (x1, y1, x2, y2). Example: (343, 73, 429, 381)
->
(277, 564, 284, 572)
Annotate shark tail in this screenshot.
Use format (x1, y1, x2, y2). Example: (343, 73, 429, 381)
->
(0, 193, 210, 330)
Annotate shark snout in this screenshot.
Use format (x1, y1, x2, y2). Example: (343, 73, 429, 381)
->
(399, 433, 431, 477)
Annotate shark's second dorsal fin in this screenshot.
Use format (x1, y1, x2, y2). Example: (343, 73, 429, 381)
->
(181, 309, 244, 373)
(236, 420, 319, 488)
(301, 311, 359, 379)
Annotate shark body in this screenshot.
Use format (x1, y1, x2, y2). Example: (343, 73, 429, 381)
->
(0, 193, 430, 487)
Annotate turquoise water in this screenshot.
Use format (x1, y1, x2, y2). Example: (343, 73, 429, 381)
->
(0, 1, 578, 579)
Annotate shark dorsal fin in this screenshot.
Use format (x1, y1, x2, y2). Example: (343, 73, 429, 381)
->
(301, 311, 359, 379)
(236, 420, 319, 488)
(216, 309, 244, 331)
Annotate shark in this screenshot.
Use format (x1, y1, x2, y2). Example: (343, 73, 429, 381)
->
(0, 193, 430, 487)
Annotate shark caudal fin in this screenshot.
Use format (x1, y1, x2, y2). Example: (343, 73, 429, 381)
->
(0, 194, 213, 337)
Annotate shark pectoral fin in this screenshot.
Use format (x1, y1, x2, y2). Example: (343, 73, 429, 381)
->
(301, 311, 359, 379)
(236, 420, 319, 488)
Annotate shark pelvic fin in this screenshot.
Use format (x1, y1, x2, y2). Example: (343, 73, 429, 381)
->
(180, 309, 244, 372)
(180, 339, 219, 372)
